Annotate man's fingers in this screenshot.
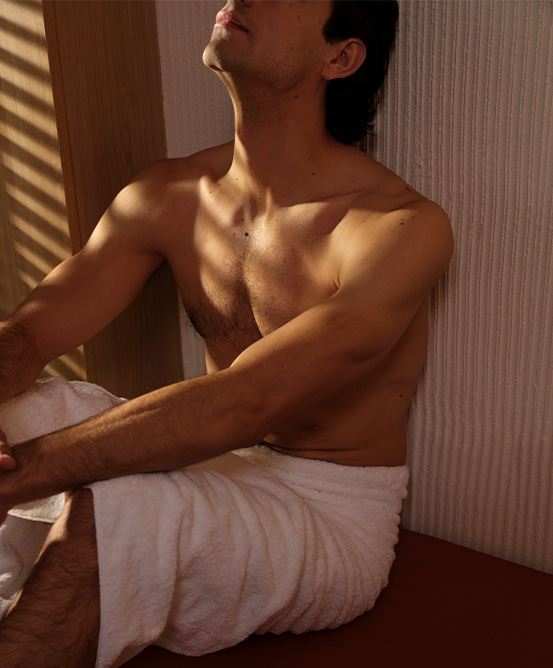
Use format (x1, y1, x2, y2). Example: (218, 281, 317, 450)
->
(0, 454, 16, 471)
(0, 428, 16, 471)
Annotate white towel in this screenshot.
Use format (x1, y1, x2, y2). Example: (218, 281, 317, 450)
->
(0, 377, 124, 618)
(89, 445, 409, 667)
(0, 378, 409, 667)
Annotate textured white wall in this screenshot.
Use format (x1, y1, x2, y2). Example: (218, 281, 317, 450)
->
(156, 0, 233, 154)
(375, 0, 553, 573)
(157, 1, 553, 572)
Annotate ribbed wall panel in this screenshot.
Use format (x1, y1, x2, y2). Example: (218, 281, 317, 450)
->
(156, 0, 233, 157)
(157, 1, 553, 572)
(376, 1, 553, 572)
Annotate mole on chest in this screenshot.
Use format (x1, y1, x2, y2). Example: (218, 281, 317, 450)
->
(182, 218, 333, 345)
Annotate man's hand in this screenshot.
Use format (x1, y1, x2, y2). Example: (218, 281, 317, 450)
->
(0, 428, 16, 525)
(0, 429, 16, 472)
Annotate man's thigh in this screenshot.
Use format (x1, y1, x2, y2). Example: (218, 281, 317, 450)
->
(0, 488, 101, 668)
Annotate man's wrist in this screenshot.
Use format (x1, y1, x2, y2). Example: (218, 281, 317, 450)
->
(0, 434, 71, 510)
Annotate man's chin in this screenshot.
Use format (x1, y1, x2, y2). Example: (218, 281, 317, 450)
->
(202, 39, 241, 74)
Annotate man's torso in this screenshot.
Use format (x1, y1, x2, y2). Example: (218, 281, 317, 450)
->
(150, 143, 430, 467)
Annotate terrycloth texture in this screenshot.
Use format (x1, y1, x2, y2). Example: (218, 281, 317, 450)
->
(0, 377, 409, 666)
(0, 377, 124, 618)
(90, 446, 409, 668)
(1, 377, 124, 521)
(0, 515, 51, 619)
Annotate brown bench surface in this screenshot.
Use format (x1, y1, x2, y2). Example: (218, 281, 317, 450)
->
(123, 529, 553, 667)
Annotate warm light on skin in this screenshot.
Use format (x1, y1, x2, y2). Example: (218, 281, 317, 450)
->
(0, 428, 16, 473)
(203, 0, 336, 93)
(198, 0, 366, 214)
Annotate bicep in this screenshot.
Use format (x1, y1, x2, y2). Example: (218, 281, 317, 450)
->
(228, 290, 408, 429)
(228, 202, 453, 428)
(14, 182, 166, 362)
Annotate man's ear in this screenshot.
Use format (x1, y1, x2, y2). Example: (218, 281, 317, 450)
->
(322, 39, 366, 81)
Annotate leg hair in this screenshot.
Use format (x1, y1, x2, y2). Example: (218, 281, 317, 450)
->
(0, 488, 100, 668)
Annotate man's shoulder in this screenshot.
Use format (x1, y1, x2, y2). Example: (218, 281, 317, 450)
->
(343, 153, 450, 234)
(136, 142, 233, 187)
(118, 143, 234, 223)
(333, 153, 453, 278)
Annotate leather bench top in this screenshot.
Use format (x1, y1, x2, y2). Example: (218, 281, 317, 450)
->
(123, 529, 553, 668)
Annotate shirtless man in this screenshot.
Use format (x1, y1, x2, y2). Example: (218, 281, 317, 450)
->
(0, 1, 453, 665)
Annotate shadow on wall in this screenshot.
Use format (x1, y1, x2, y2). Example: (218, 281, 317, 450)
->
(0, 0, 85, 380)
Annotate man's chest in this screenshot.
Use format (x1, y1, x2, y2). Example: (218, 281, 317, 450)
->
(169, 209, 339, 347)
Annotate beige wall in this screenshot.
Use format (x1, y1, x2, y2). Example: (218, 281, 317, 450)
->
(157, 0, 553, 573)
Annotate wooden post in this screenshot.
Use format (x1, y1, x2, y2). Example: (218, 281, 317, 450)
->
(42, 0, 183, 397)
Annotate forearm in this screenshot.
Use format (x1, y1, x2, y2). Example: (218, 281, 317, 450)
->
(0, 317, 45, 404)
(1, 370, 264, 509)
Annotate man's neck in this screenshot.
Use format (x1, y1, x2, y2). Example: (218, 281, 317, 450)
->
(224, 83, 346, 212)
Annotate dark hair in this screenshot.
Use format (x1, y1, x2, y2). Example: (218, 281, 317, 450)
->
(323, 0, 399, 144)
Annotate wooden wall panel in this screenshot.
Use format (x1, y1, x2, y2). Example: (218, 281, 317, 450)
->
(0, 0, 85, 380)
(42, 0, 183, 397)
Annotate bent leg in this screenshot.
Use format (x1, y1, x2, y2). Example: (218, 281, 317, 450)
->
(0, 489, 100, 668)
